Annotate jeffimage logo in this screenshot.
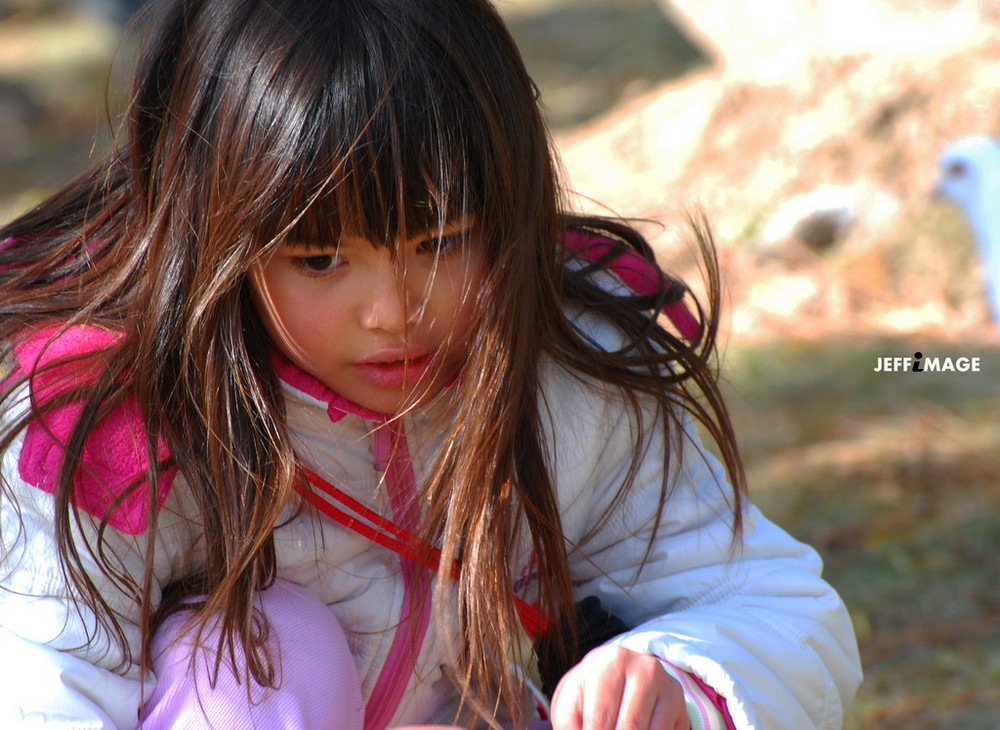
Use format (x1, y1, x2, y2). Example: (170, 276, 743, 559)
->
(873, 352, 982, 373)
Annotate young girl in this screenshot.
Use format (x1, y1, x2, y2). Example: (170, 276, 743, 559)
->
(0, 0, 861, 728)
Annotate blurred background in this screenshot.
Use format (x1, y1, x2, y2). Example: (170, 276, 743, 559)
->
(1, 0, 998, 727)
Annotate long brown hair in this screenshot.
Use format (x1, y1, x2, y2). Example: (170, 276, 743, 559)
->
(0, 0, 744, 724)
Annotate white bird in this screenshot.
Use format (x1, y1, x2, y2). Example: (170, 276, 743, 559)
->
(934, 135, 1000, 326)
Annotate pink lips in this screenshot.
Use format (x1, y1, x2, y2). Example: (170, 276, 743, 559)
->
(351, 350, 436, 389)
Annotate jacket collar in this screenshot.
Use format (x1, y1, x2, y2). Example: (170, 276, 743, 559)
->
(269, 349, 391, 424)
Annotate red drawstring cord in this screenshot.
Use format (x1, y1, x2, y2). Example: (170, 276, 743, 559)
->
(295, 466, 550, 640)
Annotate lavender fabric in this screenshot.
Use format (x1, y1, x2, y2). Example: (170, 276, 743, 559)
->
(141, 580, 363, 729)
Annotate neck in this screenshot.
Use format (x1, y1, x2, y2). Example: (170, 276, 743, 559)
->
(967, 175, 1000, 323)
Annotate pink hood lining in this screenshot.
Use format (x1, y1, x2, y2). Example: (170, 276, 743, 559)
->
(12, 326, 175, 535)
(9, 327, 379, 535)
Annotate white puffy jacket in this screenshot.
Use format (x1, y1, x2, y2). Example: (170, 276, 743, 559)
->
(0, 316, 861, 729)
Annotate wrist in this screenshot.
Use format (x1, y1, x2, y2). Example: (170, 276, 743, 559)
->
(658, 660, 736, 730)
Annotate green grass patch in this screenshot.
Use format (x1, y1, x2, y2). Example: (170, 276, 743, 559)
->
(721, 335, 1000, 729)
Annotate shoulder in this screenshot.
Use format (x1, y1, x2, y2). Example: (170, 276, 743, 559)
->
(5, 325, 177, 535)
(535, 337, 648, 519)
(12, 323, 121, 366)
(537, 307, 708, 528)
(541, 304, 653, 425)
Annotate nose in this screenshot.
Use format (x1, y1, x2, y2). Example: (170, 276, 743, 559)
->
(359, 263, 411, 333)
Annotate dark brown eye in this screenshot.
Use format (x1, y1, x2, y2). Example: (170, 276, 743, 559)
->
(291, 254, 342, 275)
(417, 233, 463, 256)
(946, 160, 968, 178)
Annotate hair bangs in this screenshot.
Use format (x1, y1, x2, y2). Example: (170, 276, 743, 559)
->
(252, 0, 538, 254)
(279, 124, 479, 251)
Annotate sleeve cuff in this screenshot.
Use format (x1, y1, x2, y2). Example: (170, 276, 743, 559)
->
(659, 660, 737, 730)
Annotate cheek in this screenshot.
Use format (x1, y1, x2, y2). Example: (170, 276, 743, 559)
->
(249, 270, 277, 331)
(250, 267, 324, 363)
(432, 263, 483, 334)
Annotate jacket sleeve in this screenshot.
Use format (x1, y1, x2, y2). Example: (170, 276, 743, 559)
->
(543, 362, 862, 730)
(0, 406, 198, 728)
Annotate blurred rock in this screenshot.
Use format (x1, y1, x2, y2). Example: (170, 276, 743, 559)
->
(754, 183, 899, 261)
(500, 0, 710, 128)
(654, 0, 990, 82)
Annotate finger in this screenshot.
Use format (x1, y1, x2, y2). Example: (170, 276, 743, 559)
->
(648, 696, 692, 730)
(549, 677, 583, 729)
(614, 677, 657, 730)
(580, 664, 624, 729)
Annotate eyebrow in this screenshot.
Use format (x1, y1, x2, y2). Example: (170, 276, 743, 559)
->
(283, 218, 476, 250)
(279, 239, 341, 252)
(290, 217, 476, 250)
(407, 218, 477, 243)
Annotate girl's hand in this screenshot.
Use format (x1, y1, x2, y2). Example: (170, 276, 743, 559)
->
(549, 645, 691, 730)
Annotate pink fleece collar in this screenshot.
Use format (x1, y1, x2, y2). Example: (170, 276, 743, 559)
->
(268, 349, 391, 423)
(8, 326, 389, 536)
(12, 325, 176, 535)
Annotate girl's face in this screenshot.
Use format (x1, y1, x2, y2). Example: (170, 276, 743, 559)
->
(251, 220, 484, 414)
